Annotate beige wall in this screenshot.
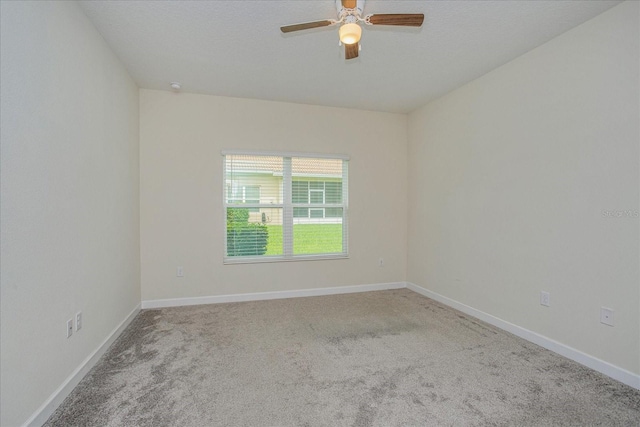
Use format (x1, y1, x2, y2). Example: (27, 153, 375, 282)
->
(0, 2, 140, 425)
(140, 90, 408, 301)
(407, 1, 639, 374)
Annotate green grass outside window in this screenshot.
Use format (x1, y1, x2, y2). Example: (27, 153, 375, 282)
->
(265, 224, 343, 255)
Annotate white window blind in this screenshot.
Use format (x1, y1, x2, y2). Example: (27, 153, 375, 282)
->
(223, 152, 349, 263)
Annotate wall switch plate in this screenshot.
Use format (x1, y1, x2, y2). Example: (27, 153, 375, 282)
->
(540, 291, 550, 307)
(66, 319, 74, 338)
(75, 312, 82, 331)
(176, 267, 184, 277)
(600, 307, 614, 326)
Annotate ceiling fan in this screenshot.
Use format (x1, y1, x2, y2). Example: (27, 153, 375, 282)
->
(280, 0, 424, 60)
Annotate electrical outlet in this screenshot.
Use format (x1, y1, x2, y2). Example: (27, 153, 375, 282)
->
(540, 291, 550, 307)
(600, 307, 614, 326)
(378, 258, 384, 267)
(176, 266, 184, 277)
(66, 319, 74, 338)
(75, 312, 82, 331)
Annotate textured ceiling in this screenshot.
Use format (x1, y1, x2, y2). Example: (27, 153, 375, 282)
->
(78, 0, 620, 113)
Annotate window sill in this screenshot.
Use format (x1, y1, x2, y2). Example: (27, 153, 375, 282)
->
(224, 253, 349, 265)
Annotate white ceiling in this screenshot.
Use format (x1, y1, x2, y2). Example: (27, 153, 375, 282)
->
(78, 0, 620, 114)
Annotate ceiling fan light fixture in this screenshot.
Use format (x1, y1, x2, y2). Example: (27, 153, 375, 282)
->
(280, 0, 424, 59)
(339, 23, 361, 45)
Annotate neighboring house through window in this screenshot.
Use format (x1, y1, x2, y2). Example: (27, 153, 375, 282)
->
(227, 184, 260, 212)
(292, 180, 343, 220)
(223, 151, 349, 262)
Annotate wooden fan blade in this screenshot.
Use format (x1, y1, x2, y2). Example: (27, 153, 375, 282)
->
(280, 20, 333, 33)
(342, 0, 357, 9)
(368, 14, 424, 27)
(345, 42, 359, 60)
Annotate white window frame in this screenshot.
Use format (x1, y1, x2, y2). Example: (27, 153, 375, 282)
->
(222, 150, 349, 264)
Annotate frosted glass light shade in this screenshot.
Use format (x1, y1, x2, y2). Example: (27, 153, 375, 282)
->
(339, 23, 362, 45)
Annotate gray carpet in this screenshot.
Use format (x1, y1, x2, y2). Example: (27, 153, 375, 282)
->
(45, 289, 640, 426)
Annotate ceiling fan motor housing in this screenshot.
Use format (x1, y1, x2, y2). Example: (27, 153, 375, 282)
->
(343, 15, 358, 25)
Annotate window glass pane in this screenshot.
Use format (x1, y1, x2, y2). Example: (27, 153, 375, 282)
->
(226, 207, 282, 257)
(292, 181, 309, 204)
(309, 181, 324, 190)
(258, 208, 280, 225)
(325, 207, 342, 218)
(292, 157, 343, 178)
(325, 182, 342, 204)
(226, 155, 282, 176)
(244, 185, 260, 202)
(293, 223, 343, 255)
(244, 185, 260, 212)
(226, 184, 233, 203)
(264, 223, 283, 256)
(310, 190, 324, 204)
(310, 208, 324, 218)
(293, 207, 308, 218)
(227, 184, 244, 204)
(225, 155, 282, 206)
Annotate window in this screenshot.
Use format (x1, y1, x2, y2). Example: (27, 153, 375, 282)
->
(223, 152, 349, 262)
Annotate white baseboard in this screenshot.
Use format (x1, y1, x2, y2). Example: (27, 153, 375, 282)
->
(406, 282, 640, 391)
(24, 303, 141, 427)
(141, 282, 405, 309)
